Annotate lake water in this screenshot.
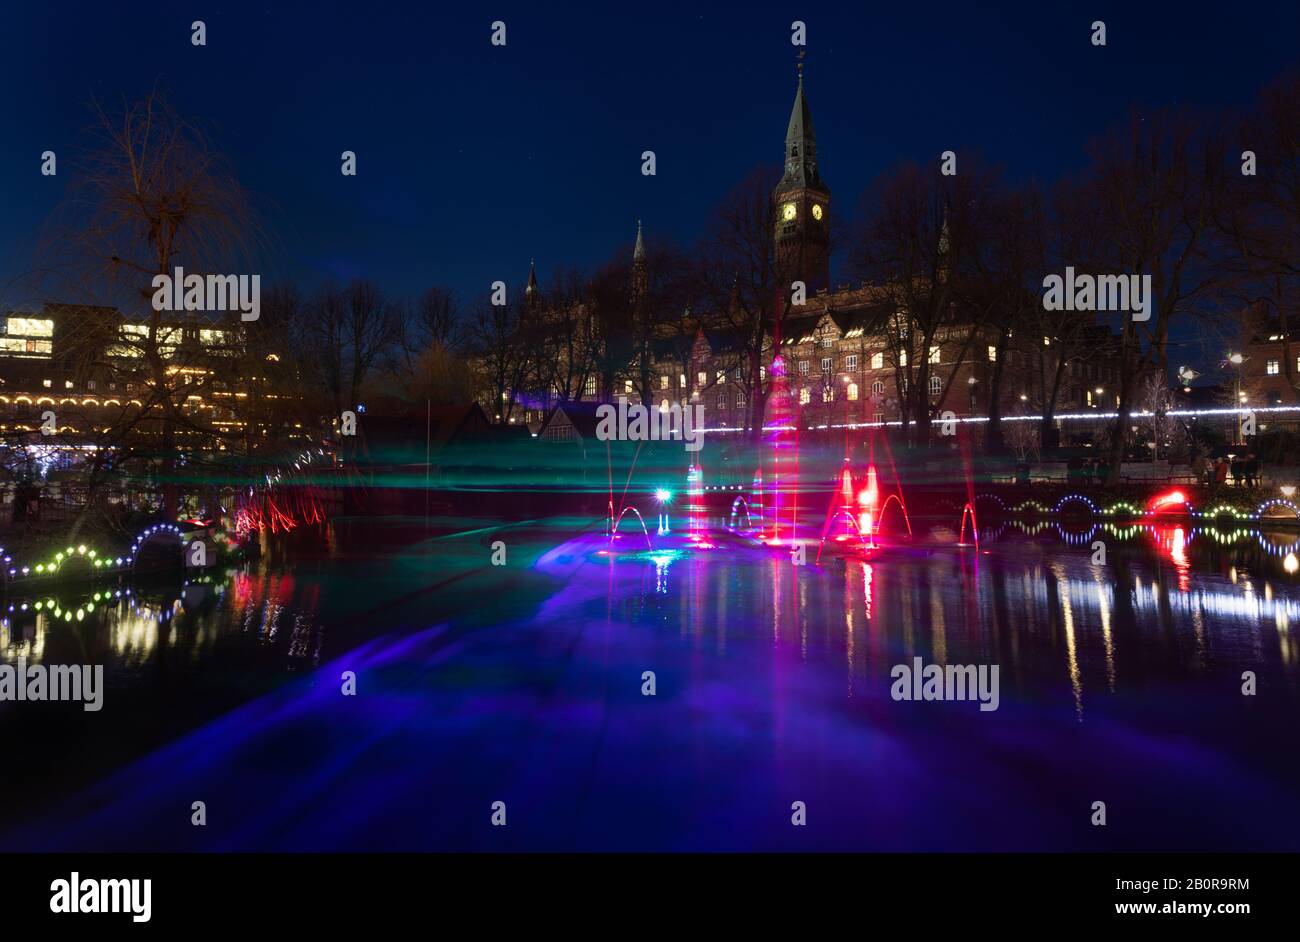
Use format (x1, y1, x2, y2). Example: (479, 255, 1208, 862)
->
(1, 515, 1297, 851)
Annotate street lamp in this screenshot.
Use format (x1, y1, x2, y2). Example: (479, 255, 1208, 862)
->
(1225, 353, 1248, 444)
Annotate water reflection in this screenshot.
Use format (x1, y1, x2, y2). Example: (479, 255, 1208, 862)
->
(588, 521, 1300, 722)
(0, 564, 326, 675)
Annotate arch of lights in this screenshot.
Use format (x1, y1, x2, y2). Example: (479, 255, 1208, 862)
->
(979, 492, 1298, 526)
(1, 522, 200, 586)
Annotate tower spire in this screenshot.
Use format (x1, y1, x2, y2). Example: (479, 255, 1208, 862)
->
(631, 221, 648, 301)
(772, 58, 831, 293)
(525, 258, 538, 306)
(780, 58, 821, 190)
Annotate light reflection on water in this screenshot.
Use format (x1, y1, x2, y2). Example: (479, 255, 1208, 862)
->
(0, 566, 326, 674)
(1, 515, 1297, 851)
(611, 521, 1300, 721)
(3, 518, 1296, 723)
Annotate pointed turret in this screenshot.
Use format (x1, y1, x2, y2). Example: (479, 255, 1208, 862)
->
(936, 203, 951, 279)
(776, 65, 826, 194)
(525, 259, 539, 308)
(631, 220, 648, 302)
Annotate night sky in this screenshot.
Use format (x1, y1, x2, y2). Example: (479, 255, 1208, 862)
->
(1, 1, 1296, 313)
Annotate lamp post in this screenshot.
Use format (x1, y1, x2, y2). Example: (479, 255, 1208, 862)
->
(1227, 353, 1246, 444)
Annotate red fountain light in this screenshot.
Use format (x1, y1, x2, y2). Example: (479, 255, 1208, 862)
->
(857, 464, 880, 545)
(1150, 490, 1187, 512)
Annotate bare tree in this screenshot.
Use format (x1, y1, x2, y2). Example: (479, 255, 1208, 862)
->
(1217, 72, 1300, 401)
(407, 286, 461, 354)
(697, 166, 783, 436)
(40, 90, 260, 516)
(852, 159, 1001, 444)
(1068, 109, 1229, 481)
(343, 279, 399, 409)
(970, 184, 1047, 451)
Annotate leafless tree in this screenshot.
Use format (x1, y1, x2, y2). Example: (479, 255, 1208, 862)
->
(1068, 108, 1230, 481)
(38, 90, 261, 516)
(1217, 71, 1300, 401)
(852, 159, 1001, 444)
(697, 166, 783, 436)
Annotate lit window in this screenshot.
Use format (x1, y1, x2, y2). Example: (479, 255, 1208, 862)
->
(823, 386, 834, 403)
(871, 352, 883, 370)
(987, 345, 997, 362)
(679, 373, 686, 388)
(929, 347, 941, 364)
(846, 354, 858, 371)
(624, 379, 633, 393)
(6, 317, 54, 337)
(821, 338, 833, 348)
(821, 357, 832, 373)
(716, 370, 725, 383)
(899, 351, 908, 367)
(799, 387, 810, 405)
(1267, 359, 1280, 375)
(65, 380, 73, 389)
(929, 375, 942, 396)
(848, 382, 859, 401)
(697, 371, 706, 386)
(0, 338, 53, 356)
(660, 375, 669, 390)
(42, 379, 52, 388)
(584, 376, 596, 396)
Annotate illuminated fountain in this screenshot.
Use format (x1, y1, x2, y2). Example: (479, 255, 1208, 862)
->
(654, 488, 673, 535)
(728, 493, 755, 533)
(608, 505, 654, 551)
(759, 354, 796, 545)
(815, 460, 913, 561)
(958, 502, 979, 549)
(816, 462, 870, 562)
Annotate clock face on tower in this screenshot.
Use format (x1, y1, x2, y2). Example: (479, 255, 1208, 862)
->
(812, 204, 824, 221)
(781, 202, 797, 221)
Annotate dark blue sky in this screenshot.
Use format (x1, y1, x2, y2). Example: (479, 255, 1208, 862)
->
(2, 0, 1296, 313)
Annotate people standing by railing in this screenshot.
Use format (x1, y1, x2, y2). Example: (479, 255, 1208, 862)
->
(1214, 457, 1229, 490)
